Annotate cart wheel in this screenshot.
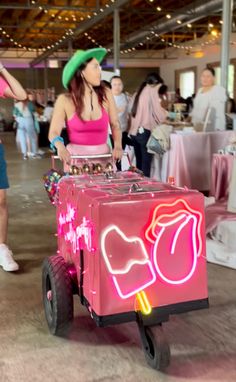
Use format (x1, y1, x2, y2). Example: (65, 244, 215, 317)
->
(42, 256, 73, 335)
(142, 325, 170, 371)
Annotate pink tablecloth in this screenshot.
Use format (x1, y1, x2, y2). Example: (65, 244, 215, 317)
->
(210, 154, 234, 200)
(166, 131, 236, 190)
(205, 199, 236, 234)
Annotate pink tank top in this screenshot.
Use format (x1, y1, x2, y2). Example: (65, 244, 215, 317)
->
(0, 77, 8, 98)
(67, 107, 109, 146)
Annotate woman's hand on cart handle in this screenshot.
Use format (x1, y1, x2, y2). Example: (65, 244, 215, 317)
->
(112, 146, 123, 161)
(57, 143, 71, 165)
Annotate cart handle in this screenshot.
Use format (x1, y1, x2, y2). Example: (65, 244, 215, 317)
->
(53, 153, 113, 160)
(51, 152, 131, 169)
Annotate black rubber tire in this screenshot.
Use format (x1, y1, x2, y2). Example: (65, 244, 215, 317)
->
(42, 256, 73, 335)
(142, 325, 171, 371)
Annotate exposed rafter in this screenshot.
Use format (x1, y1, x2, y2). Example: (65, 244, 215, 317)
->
(0, 3, 97, 12)
(119, 0, 224, 50)
(30, 0, 130, 66)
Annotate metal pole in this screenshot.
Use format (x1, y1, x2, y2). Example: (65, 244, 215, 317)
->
(113, 9, 120, 74)
(220, 0, 233, 91)
(68, 39, 73, 57)
(44, 59, 48, 104)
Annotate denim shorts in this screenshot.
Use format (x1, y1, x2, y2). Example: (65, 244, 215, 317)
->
(0, 143, 9, 189)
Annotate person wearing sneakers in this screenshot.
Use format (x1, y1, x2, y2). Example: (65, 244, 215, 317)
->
(48, 47, 122, 165)
(13, 94, 39, 160)
(0, 61, 27, 271)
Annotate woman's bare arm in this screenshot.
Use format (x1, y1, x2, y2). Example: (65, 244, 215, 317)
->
(105, 88, 122, 160)
(48, 94, 71, 164)
(0, 64, 27, 100)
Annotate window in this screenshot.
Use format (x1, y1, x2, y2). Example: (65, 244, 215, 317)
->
(179, 71, 195, 99)
(175, 66, 197, 100)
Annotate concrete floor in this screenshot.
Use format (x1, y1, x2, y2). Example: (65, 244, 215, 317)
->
(1, 132, 236, 382)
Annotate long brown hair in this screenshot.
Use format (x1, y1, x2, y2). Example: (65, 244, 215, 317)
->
(68, 58, 107, 120)
(131, 72, 164, 118)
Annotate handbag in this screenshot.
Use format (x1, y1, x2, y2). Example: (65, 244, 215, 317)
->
(146, 124, 173, 156)
(146, 131, 166, 155)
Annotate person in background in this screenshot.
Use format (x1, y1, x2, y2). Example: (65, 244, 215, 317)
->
(110, 75, 130, 170)
(0, 61, 27, 271)
(158, 84, 169, 110)
(43, 100, 54, 122)
(13, 94, 39, 159)
(226, 97, 236, 114)
(175, 88, 185, 104)
(129, 72, 168, 177)
(185, 93, 195, 116)
(191, 66, 227, 131)
(48, 48, 122, 166)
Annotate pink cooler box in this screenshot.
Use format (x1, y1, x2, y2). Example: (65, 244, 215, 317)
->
(57, 171, 208, 322)
(43, 169, 208, 371)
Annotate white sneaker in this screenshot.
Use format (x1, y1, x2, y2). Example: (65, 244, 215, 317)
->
(0, 244, 19, 272)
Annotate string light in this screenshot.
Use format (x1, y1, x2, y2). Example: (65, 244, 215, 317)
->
(211, 29, 218, 37)
(0, 1, 116, 51)
(119, 25, 222, 56)
(0, 2, 225, 57)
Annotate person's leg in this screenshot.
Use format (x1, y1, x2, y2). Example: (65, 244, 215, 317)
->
(0, 145, 19, 271)
(17, 126, 28, 158)
(0, 189, 7, 244)
(130, 135, 142, 171)
(122, 131, 127, 150)
(26, 119, 38, 155)
(139, 129, 153, 177)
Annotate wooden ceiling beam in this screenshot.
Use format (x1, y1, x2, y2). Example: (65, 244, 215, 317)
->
(30, 0, 131, 66)
(0, 3, 97, 12)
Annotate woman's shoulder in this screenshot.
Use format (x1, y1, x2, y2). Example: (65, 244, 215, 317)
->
(55, 93, 72, 107)
(212, 85, 226, 94)
(56, 92, 71, 101)
(210, 85, 227, 101)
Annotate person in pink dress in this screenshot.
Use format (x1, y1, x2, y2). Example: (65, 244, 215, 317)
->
(129, 73, 168, 177)
(0, 61, 27, 271)
(48, 48, 122, 165)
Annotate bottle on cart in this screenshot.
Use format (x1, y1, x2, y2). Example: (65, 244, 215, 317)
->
(175, 110, 181, 122)
(168, 176, 175, 186)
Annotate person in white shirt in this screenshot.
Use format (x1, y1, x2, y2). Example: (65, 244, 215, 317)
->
(43, 100, 54, 122)
(191, 66, 227, 131)
(110, 76, 130, 145)
(110, 76, 131, 170)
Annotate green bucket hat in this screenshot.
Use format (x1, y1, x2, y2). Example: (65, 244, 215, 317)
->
(62, 47, 107, 89)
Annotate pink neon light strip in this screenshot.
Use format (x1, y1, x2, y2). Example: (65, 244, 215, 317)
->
(101, 225, 156, 299)
(153, 214, 198, 285)
(145, 199, 203, 257)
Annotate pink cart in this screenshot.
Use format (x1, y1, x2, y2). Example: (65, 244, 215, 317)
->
(42, 154, 208, 371)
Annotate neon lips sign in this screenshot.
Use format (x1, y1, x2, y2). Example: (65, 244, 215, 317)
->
(101, 199, 203, 302)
